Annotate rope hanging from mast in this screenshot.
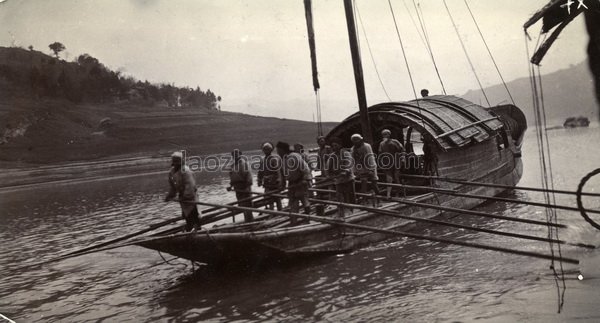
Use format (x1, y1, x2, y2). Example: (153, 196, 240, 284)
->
(442, 0, 491, 107)
(525, 28, 567, 314)
(355, 5, 392, 101)
(303, 0, 323, 136)
(411, 0, 447, 95)
(387, 0, 426, 128)
(463, 0, 515, 106)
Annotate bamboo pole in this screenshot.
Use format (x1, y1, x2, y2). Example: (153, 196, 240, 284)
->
(57, 190, 277, 259)
(192, 200, 580, 265)
(311, 188, 566, 228)
(398, 174, 600, 197)
(378, 181, 600, 215)
(295, 194, 595, 249)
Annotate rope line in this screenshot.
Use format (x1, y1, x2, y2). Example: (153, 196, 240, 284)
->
(401, 0, 431, 54)
(443, 0, 490, 106)
(525, 29, 566, 313)
(356, 5, 392, 101)
(387, 0, 426, 128)
(463, 0, 514, 105)
(412, 0, 447, 95)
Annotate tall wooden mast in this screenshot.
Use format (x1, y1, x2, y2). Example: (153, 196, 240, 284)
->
(343, 0, 373, 145)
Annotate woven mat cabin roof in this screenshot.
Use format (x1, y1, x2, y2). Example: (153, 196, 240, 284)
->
(334, 95, 504, 150)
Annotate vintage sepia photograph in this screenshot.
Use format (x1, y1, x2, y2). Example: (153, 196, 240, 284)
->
(1, 0, 599, 321)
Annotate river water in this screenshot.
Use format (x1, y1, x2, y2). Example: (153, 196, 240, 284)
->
(1, 126, 600, 322)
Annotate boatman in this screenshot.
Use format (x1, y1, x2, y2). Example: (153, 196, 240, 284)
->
(421, 89, 429, 98)
(257, 142, 284, 211)
(328, 137, 356, 218)
(315, 135, 333, 216)
(316, 135, 332, 177)
(227, 149, 254, 222)
(378, 129, 405, 198)
(165, 151, 201, 232)
(294, 143, 312, 170)
(351, 133, 380, 204)
(276, 141, 311, 225)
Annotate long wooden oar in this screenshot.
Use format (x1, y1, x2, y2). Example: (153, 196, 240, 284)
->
(294, 194, 595, 249)
(378, 182, 600, 215)
(192, 200, 581, 265)
(57, 189, 279, 259)
(399, 174, 600, 197)
(310, 188, 566, 228)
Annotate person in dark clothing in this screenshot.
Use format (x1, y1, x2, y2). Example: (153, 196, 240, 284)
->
(328, 137, 356, 218)
(257, 142, 284, 210)
(227, 149, 254, 222)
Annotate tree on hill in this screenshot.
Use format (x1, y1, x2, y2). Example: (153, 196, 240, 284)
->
(48, 42, 65, 58)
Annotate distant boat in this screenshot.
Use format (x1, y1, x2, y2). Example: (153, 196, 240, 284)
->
(563, 116, 590, 128)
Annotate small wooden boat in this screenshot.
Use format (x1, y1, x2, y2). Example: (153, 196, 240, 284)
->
(136, 95, 527, 269)
(563, 116, 590, 128)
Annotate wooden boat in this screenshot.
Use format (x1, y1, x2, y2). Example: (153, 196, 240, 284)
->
(563, 116, 590, 128)
(136, 95, 527, 269)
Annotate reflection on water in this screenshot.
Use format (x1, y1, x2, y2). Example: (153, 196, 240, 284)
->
(1, 126, 600, 322)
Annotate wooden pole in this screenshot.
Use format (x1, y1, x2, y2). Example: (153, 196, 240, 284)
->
(398, 174, 600, 197)
(343, 0, 373, 145)
(378, 181, 600, 215)
(310, 187, 566, 228)
(193, 200, 580, 264)
(57, 191, 277, 259)
(299, 194, 595, 249)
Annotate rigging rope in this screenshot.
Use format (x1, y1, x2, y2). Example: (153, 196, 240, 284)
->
(463, 0, 514, 106)
(412, 0, 447, 95)
(356, 5, 392, 101)
(442, 0, 491, 107)
(401, 0, 431, 54)
(387, 0, 426, 129)
(525, 29, 567, 313)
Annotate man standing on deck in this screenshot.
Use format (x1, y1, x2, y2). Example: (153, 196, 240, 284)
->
(315, 135, 332, 216)
(328, 137, 355, 218)
(378, 129, 405, 198)
(316, 136, 332, 177)
(351, 134, 380, 204)
(257, 142, 283, 211)
(227, 149, 254, 222)
(276, 141, 311, 225)
(165, 151, 201, 231)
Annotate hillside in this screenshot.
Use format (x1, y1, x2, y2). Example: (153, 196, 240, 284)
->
(462, 60, 598, 125)
(0, 47, 335, 164)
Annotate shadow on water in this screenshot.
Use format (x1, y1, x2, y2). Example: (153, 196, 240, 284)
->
(152, 211, 546, 322)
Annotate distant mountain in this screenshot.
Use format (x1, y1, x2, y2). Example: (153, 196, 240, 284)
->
(462, 60, 598, 125)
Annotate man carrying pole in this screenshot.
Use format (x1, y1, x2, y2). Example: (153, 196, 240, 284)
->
(165, 151, 201, 231)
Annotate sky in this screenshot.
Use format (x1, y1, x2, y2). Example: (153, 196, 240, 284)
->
(0, 0, 590, 121)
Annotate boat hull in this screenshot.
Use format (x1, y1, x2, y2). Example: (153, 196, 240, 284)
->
(137, 139, 523, 270)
